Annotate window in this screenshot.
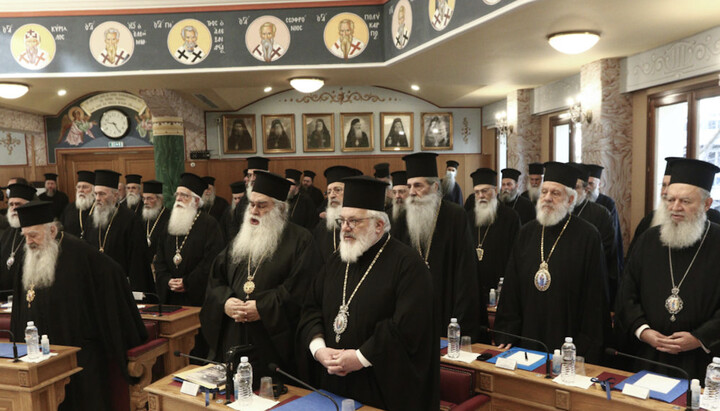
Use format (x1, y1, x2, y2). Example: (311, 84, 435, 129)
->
(550, 114, 582, 163)
(496, 128, 507, 185)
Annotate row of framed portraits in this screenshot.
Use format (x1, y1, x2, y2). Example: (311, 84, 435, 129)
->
(222, 112, 453, 154)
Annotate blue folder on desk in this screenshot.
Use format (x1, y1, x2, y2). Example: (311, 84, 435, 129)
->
(614, 370, 687, 403)
(440, 339, 448, 350)
(486, 347, 548, 371)
(0, 343, 26, 358)
(273, 390, 362, 410)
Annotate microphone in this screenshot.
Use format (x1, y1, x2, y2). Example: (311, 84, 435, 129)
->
(0, 330, 19, 362)
(174, 351, 233, 404)
(268, 362, 339, 411)
(480, 325, 551, 379)
(605, 347, 690, 411)
(133, 291, 164, 317)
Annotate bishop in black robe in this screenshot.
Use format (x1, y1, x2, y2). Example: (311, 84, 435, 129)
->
(501, 194, 536, 225)
(288, 191, 319, 230)
(594, 193, 624, 276)
(312, 219, 341, 265)
(142, 206, 170, 264)
(204, 196, 230, 223)
(442, 181, 463, 206)
(119, 196, 144, 216)
(38, 189, 68, 219)
(302, 184, 325, 209)
(60, 202, 94, 239)
(573, 198, 618, 304)
(227, 195, 249, 242)
(0, 226, 23, 291)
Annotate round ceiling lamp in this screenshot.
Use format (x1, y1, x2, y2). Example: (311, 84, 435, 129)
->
(547, 31, 600, 55)
(289, 78, 324, 93)
(0, 83, 29, 99)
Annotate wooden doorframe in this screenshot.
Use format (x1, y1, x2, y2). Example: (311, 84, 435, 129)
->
(56, 147, 155, 192)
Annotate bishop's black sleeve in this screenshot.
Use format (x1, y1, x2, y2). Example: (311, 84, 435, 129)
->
(453, 212, 484, 342)
(200, 250, 236, 358)
(494, 243, 523, 346)
(614, 244, 650, 343)
(576, 229, 607, 363)
(128, 216, 155, 293)
(184, 218, 224, 305)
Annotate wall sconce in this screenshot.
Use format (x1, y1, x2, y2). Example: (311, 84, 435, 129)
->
(568, 98, 592, 125)
(495, 112, 512, 145)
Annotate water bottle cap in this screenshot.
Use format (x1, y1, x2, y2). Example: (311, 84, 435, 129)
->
(27, 321, 34, 326)
(490, 288, 495, 293)
(565, 337, 573, 343)
(41, 334, 48, 339)
(554, 349, 561, 355)
(240, 356, 248, 363)
(713, 357, 720, 364)
(450, 318, 457, 323)
(691, 379, 700, 388)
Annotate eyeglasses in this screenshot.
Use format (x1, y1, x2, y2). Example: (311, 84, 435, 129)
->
(335, 217, 370, 229)
(326, 187, 344, 196)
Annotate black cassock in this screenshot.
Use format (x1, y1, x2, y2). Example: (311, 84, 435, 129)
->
(502, 194, 536, 226)
(201, 223, 318, 381)
(39, 190, 69, 219)
(302, 185, 325, 209)
(466, 202, 520, 306)
(227, 195, 249, 243)
(298, 234, 438, 411)
(573, 199, 617, 304)
(60, 203, 93, 240)
(615, 223, 720, 380)
(495, 215, 607, 363)
(119, 197, 144, 216)
(142, 207, 170, 268)
(11, 234, 147, 411)
(288, 192, 319, 230)
(311, 219, 341, 266)
(0, 227, 24, 291)
(442, 182, 463, 206)
(595, 193, 624, 280)
(84, 205, 155, 293)
(155, 213, 223, 306)
(204, 196, 229, 224)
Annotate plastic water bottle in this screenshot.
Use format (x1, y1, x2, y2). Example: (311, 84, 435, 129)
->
(705, 357, 720, 409)
(447, 318, 461, 358)
(488, 289, 497, 306)
(690, 378, 700, 410)
(40, 334, 50, 356)
(552, 349, 562, 377)
(236, 356, 253, 406)
(24, 321, 40, 360)
(561, 337, 576, 383)
(496, 278, 504, 305)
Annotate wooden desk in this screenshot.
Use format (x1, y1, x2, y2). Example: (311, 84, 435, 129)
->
(443, 343, 682, 411)
(146, 365, 383, 411)
(140, 306, 201, 374)
(0, 344, 81, 410)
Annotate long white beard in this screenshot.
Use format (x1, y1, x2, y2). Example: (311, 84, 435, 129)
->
(92, 202, 116, 228)
(650, 204, 670, 228)
(202, 192, 216, 209)
(142, 205, 162, 222)
(22, 237, 59, 290)
(474, 197, 498, 227)
(660, 206, 707, 249)
(536, 200, 570, 227)
(126, 192, 140, 207)
(406, 191, 441, 250)
(167, 203, 198, 236)
(326, 205, 342, 231)
(7, 210, 19, 228)
(391, 201, 405, 222)
(526, 183, 541, 203)
(499, 188, 518, 203)
(231, 205, 286, 264)
(588, 187, 600, 202)
(76, 192, 95, 211)
(339, 225, 379, 264)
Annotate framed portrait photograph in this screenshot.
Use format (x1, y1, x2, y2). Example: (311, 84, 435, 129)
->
(302, 114, 335, 152)
(261, 114, 295, 153)
(223, 114, 256, 154)
(340, 113, 374, 152)
(380, 112, 413, 151)
(421, 112, 453, 150)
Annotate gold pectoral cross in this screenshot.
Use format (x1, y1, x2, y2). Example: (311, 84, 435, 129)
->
(476, 247, 484, 261)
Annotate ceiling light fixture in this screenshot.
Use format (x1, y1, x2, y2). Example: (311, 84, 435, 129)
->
(263, 86, 272, 93)
(58, 89, 67, 96)
(0, 83, 29, 99)
(411, 84, 420, 91)
(547, 31, 600, 55)
(289, 78, 324, 93)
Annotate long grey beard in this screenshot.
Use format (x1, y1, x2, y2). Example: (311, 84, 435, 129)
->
(339, 226, 377, 264)
(126, 192, 140, 207)
(231, 205, 286, 264)
(526, 184, 541, 203)
(536, 201, 570, 227)
(406, 191, 441, 251)
(167, 204, 197, 236)
(441, 175, 455, 196)
(142, 205, 162, 222)
(588, 188, 600, 202)
(23, 238, 59, 290)
(499, 189, 518, 203)
(474, 197, 498, 227)
(326, 205, 342, 231)
(391, 202, 405, 222)
(92, 203, 115, 228)
(202, 192, 215, 209)
(650, 204, 670, 228)
(75, 192, 95, 211)
(660, 207, 706, 249)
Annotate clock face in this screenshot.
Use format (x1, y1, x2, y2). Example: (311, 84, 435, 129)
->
(100, 109, 129, 139)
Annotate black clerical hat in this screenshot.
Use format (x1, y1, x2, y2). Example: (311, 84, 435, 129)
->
(341, 176, 388, 212)
(230, 181, 245, 194)
(664, 157, 683, 176)
(373, 163, 390, 178)
(16, 201, 54, 227)
(202, 176, 216, 186)
(247, 156, 269, 171)
(125, 174, 142, 185)
(471, 168, 497, 187)
(585, 164, 604, 179)
(303, 170, 316, 179)
(500, 168, 521, 182)
(179, 173, 207, 197)
(8, 183, 36, 201)
(94, 169, 121, 189)
(44, 173, 58, 181)
(252, 170, 291, 201)
(543, 162, 580, 188)
(285, 169, 302, 184)
(567, 162, 589, 182)
(143, 180, 163, 195)
(403, 152, 438, 178)
(77, 170, 95, 185)
(446, 160, 460, 169)
(528, 163, 544, 175)
(668, 158, 720, 192)
(391, 171, 408, 186)
(325, 166, 358, 185)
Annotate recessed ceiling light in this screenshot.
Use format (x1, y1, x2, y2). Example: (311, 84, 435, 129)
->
(411, 84, 420, 91)
(547, 31, 600, 54)
(289, 78, 324, 93)
(263, 86, 272, 93)
(58, 89, 67, 96)
(0, 83, 29, 99)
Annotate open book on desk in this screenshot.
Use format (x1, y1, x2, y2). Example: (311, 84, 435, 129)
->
(173, 363, 227, 390)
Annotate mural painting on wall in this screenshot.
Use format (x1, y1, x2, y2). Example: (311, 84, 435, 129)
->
(421, 112, 453, 150)
(89, 21, 134, 67)
(429, 0, 456, 31)
(0, 131, 27, 166)
(245, 16, 291, 63)
(223, 114, 256, 154)
(341, 113, 374, 152)
(392, 0, 413, 50)
(11, 24, 56, 70)
(302, 114, 335, 153)
(324, 13, 369, 60)
(262, 114, 295, 153)
(168, 19, 212, 65)
(381, 112, 413, 151)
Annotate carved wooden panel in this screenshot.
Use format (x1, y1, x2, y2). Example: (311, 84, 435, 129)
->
(17, 370, 29, 388)
(555, 389, 571, 410)
(479, 372, 494, 392)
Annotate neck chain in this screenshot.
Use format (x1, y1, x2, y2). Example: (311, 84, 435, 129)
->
(173, 212, 200, 268)
(27, 232, 64, 308)
(333, 234, 391, 343)
(476, 222, 492, 261)
(290, 195, 299, 218)
(98, 206, 119, 253)
(575, 199, 589, 216)
(415, 200, 441, 268)
(6, 229, 25, 269)
(665, 221, 710, 322)
(534, 215, 572, 291)
(79, 202, 96, 239)
(333, 227, 338, 252)
(146, 207, 166, 247)
(243, 256, 264, 298)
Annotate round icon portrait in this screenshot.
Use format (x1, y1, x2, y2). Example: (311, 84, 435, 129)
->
(11, 24, 55, 70)
(89, 22, 135, 67)
(167, 19, 212, 65)
(245, 16, 291, 63)
(429, 0, 456, 31)
(323, 13, 369, 60)
(392, 0, 413, 50)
